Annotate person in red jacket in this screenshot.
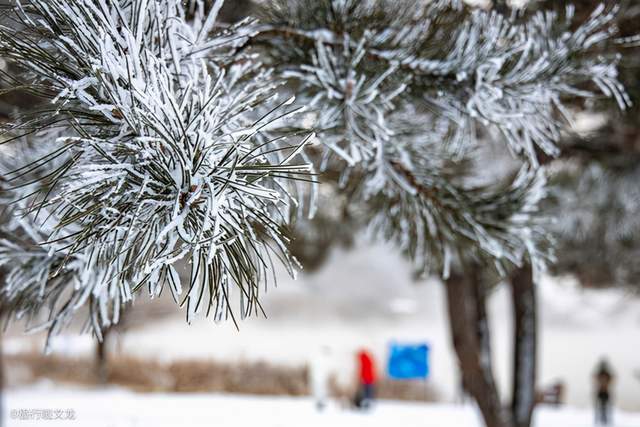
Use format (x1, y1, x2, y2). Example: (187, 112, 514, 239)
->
(354, 349, 377, 409)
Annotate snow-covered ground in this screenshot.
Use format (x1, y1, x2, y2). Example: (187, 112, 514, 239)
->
(4, 385, 640, 427)
(5, 241, 640, 411)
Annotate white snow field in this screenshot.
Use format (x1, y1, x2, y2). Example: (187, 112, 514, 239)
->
(4, 385, 640, 427)
(5, 241, 640, 411)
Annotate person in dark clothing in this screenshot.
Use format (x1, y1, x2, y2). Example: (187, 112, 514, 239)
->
(594, 359, 615, 426)
(354, 350, 377, 410)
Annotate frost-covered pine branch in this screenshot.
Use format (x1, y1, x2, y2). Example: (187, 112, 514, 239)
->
(257, 1, 629, 163)
(0, 0, 313, 344)
(367, 161, 549, 278)
(252, 0, 631, 276)
(0, 0, 635, 344)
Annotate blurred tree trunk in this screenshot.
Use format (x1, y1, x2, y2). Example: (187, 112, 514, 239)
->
(446, 267, 512, 427)
(446, 263, 538, 427)
(510, 265, 537, 427)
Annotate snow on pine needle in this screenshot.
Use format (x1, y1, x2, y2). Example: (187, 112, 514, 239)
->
(255, 0, 631, 276)
(281, 36, 407, 167)
(0, 0, 314, 341)
(258, 1, 630, 167)
(366, 163, 550, 279)
(0, 141, 130, 344)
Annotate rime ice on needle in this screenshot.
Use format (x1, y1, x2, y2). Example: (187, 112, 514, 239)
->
(257, 0, 631, 277)
(0, 0, 634, 343)
(0, 0, 313, 345)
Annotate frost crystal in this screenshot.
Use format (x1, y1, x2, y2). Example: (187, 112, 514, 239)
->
(0, 0, 312, 342)
(257, 0, 631, 275)
(0, 0, 634, 341)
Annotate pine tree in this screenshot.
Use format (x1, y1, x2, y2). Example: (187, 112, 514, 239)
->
(0, 0, 315, 346)
(0, 2, 636, 427)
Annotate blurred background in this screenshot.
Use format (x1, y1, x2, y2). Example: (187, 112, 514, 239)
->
(3, 242, 640, 407)
(1, 0, 640, 426)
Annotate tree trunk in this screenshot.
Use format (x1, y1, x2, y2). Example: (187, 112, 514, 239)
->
(446, 267, 512, 427)
(510, 265, 537, 427)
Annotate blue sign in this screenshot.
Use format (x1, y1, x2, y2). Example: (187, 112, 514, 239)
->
(387, 343, 430, 380)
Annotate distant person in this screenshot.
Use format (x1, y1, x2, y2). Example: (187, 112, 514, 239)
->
(310, 346, 332, 411)
(354, 349, 377, 409)
(594, 359, 615, 426)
